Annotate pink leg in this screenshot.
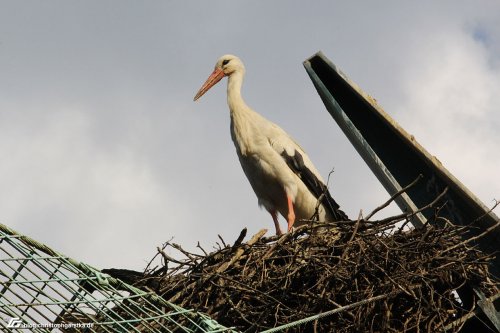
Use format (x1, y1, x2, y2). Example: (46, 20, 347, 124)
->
(269, 210, 283, 236)
(286, 195, 296, 232)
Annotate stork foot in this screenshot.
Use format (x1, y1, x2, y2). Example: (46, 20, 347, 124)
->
(286, 195, 296, 232)
(269, 210, 283, 236)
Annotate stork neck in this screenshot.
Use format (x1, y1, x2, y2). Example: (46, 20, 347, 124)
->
(227, 71, 248, 113)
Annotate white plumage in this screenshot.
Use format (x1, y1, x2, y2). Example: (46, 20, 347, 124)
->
(194, 55, 346, 235)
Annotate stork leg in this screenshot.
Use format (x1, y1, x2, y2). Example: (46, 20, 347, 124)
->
(286, 195, 296, 232)
(269, 210, 283, 236)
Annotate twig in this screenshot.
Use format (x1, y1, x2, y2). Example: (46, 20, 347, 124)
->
(365, 174, 423, 220)
(376, 187, 449, 225)
(232, 228, 248, 247)
(216, 229, 267, 274)
(218, 234, 228, 248)
(473, 199, 500, 224)
(171, 243, 200, 261)
(196, 241, 208, 256)
(439, 220, 500, 256)
(157, 247, 191, 266)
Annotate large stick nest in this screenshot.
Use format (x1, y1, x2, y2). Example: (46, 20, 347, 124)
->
(103, 189, 499, 332)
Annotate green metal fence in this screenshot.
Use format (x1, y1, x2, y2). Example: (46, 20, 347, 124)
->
(0, 223, 235, 332)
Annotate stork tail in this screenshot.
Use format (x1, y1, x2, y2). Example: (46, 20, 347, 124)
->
(281, 149, 348, 221)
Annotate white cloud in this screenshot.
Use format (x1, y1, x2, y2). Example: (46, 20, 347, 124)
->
(0, 106, 190, 268)
(396, 24, 500, 205)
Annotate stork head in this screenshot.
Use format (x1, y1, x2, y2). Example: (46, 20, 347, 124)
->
(193, 54, 245, 101)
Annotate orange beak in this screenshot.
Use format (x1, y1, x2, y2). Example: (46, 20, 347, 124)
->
(193, 68, 225, 101)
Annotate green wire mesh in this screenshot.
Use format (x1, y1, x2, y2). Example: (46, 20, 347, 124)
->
(0, 223, 236, 333)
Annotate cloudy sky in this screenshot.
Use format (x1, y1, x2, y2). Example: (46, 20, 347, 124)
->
(1, 1, 499, 270)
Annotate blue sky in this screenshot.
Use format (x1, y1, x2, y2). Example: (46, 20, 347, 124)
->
(1, 1, 499, 269)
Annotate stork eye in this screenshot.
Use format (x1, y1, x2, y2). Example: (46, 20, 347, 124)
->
(222, 59, 230, 66)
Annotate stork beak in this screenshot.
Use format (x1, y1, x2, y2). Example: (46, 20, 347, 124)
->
(193, 68, 225, 101)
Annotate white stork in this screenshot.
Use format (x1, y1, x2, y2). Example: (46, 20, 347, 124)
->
(194, 55, 347, 235)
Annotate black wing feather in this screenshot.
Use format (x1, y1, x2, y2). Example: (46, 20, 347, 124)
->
(281, 149, 348, 221)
